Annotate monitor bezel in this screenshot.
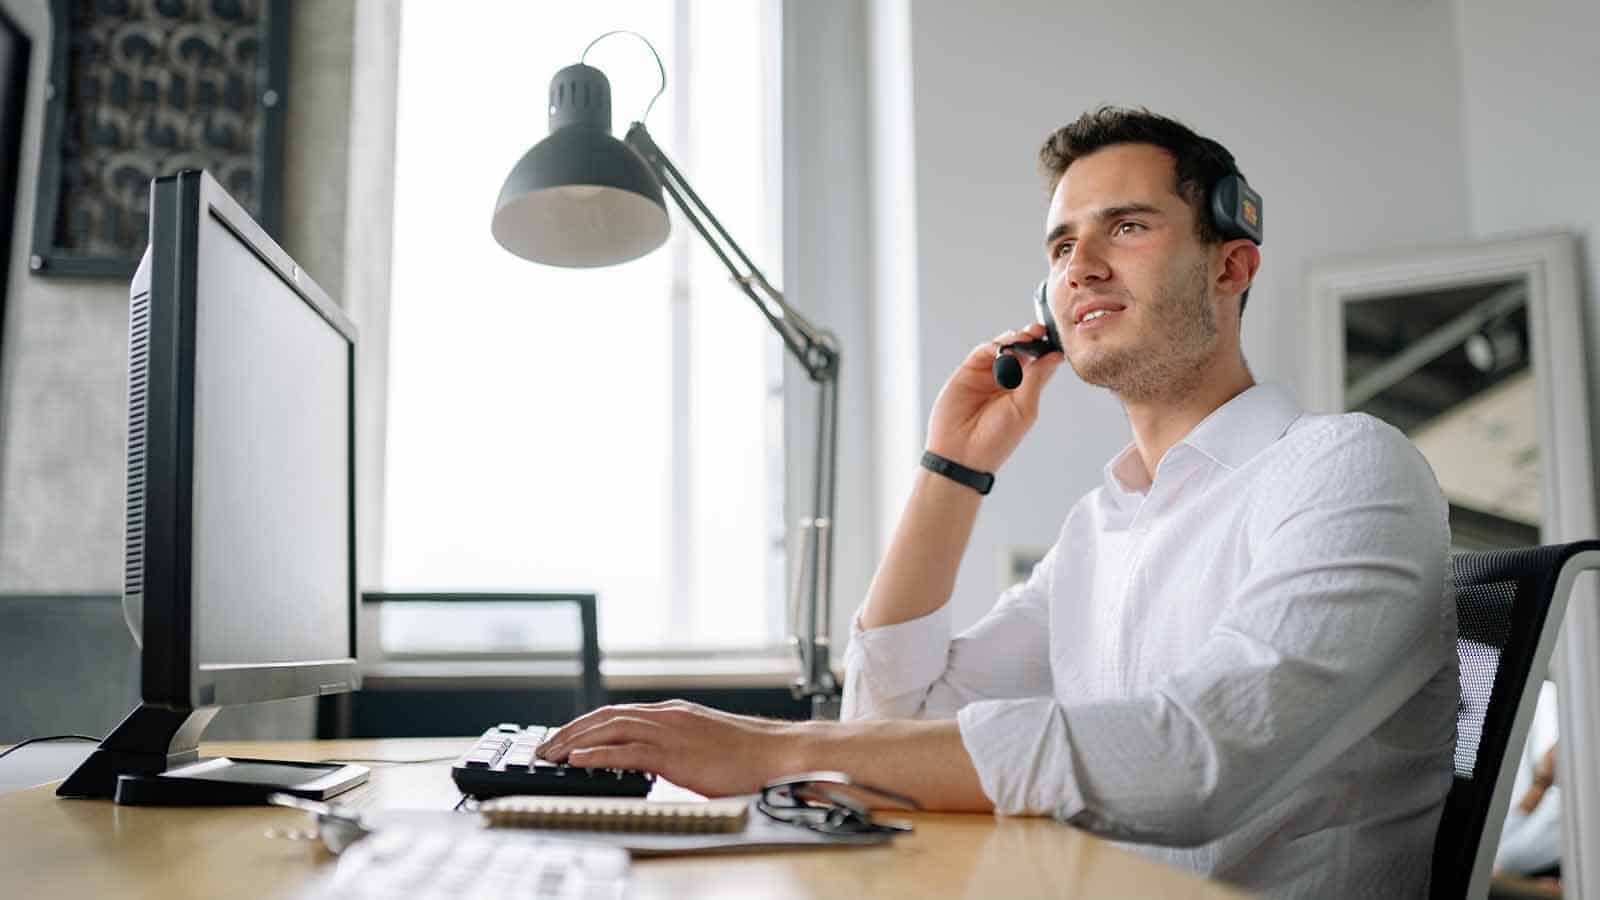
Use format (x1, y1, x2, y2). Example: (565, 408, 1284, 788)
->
(140, 169, 360, 710)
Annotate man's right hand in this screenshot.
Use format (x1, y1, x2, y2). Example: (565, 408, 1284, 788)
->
(925, 322, 1064, 473)
(858, 322, 1062, 632)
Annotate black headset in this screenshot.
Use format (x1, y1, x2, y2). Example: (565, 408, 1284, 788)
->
(991, 173, 1263, 390)
(1209, 173, 1264, 245)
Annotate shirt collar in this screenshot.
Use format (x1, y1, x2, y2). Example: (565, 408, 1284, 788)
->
(1103, 443, 1152, 497)
(1180, 383, 1303, 470)
(1099, 383, 1303, 498)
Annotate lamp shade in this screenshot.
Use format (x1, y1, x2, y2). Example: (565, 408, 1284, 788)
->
(491, 63, 670, 268)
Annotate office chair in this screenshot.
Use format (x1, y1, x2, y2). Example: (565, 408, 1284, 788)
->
(1431, 539, 1600, 900)
(360, 592, 606, 714)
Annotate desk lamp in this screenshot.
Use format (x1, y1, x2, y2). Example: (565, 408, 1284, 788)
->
(490, 32, 841, 717)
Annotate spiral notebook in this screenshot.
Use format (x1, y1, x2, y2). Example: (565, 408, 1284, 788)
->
(480, 796, 750, 833)
(406, 795, 899, 856)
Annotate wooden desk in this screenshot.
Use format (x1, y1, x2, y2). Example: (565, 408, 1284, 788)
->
(0, 738, 1248, 899)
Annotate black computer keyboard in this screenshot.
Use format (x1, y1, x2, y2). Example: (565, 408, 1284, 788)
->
(451, 724, 654, 800)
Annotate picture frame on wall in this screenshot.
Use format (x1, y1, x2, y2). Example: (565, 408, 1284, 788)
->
(29, 0, 289, 278)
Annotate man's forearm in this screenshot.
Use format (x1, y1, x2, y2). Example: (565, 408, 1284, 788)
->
(786, 718, 993, 813)
(858, 469, 984, 629)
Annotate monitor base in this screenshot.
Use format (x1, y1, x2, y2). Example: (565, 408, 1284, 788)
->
(55, 703, 369, 804)
(56, 703, 216, 799)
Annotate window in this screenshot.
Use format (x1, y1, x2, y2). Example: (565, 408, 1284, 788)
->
(383, 1, 785, 653)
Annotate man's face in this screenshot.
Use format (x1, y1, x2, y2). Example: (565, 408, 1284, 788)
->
(1042, 143, 1220, 402)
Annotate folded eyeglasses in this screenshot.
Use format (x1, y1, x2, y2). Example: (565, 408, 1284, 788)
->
(757, 771, 920, 836)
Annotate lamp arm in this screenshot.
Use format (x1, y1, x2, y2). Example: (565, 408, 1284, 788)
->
(800, 369, 841, 712)
(622, 121, 841, 712)
(624, 123, 837, 381)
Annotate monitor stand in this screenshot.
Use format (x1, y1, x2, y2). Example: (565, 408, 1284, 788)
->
(55, 703, 368, 805)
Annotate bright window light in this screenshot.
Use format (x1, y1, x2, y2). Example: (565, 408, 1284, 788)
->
(383, 0, 784, 653)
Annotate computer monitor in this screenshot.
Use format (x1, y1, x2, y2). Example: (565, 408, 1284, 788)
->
(58, 170, 367, 804)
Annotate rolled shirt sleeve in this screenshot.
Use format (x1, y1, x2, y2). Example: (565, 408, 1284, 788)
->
(843, 544, 1057, 721)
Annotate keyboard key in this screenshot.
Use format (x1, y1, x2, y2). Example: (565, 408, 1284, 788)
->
(463, 750, 499, 768)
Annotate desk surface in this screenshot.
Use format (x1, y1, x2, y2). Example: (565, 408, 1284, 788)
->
(0, 738, 1248, 899)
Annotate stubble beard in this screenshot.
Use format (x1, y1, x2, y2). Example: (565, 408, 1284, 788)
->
(1064, 258, 1218, 404)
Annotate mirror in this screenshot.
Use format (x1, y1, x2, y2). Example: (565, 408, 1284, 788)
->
(1342, 277, 1538, 549)
(1306, 232, 1595, 549)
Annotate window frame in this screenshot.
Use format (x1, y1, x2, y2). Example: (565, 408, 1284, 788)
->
(360, 0, 824, 670)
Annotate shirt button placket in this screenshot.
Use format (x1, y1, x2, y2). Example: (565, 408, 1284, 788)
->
(1116, 501, 1152, 695)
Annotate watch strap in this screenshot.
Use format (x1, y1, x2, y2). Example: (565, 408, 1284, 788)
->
(920, 450, 995, 496)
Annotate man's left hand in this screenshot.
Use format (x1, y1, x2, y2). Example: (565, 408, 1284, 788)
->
(535, 700, 803, 796)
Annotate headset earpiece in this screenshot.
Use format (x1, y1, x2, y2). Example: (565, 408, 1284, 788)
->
(992, 279, 1062, 390)
(1209, 173, 1264, 245)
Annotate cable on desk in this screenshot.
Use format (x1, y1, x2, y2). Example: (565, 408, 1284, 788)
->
(0, 734, 101, 762)
(316, 755, 459, 767)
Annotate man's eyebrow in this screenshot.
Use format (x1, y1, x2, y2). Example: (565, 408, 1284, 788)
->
(1043, 203, 1167, 248)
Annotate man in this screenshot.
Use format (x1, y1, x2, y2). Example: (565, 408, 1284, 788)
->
(539, 107, 1456, 897)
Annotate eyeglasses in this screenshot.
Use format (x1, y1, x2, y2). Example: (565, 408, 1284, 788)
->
(757, 771, 920, 836)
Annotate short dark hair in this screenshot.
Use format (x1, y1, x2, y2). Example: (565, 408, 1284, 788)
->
(1039, 106, 1252, 312)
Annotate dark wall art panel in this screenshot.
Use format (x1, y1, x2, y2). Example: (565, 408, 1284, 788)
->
(31, 0, 287, 277)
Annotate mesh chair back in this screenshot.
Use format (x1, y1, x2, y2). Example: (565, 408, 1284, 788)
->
(1432, 541, 1600, 900)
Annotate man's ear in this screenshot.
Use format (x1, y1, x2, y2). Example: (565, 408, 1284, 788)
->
(1215, 239, 1261, 301)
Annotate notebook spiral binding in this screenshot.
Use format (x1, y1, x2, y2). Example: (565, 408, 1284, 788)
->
(480, 796, 750, 834)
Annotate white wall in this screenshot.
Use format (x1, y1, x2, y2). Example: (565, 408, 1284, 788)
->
(783, 1, 878, 662)
(1454, 0, 1600, 432)
(878, 0, 1473, 630)
(864, 0, 920, 572)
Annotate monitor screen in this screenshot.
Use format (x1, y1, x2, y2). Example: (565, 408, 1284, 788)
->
(190, 206, 351, 670)
(127, 170, 358, 710)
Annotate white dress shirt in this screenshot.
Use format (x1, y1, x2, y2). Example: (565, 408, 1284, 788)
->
(843, 383, 1457, 899)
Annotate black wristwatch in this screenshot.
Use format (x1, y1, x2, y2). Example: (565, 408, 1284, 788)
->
(920, 450, 995, 495)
